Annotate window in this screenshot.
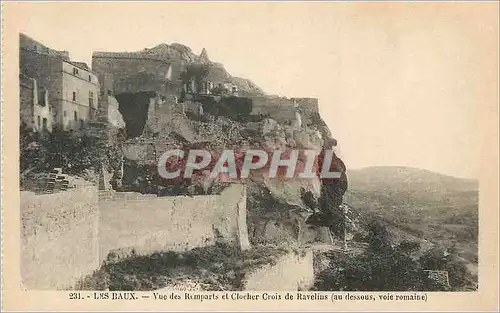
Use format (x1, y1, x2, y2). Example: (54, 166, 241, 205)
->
(72, 92, 76, 102)
(88, 75, 92, 82)
(63, 111, 67, 117)
(89, 91, 94, 107)
(74, 111, 78, 121)
(38, 89, 46, 106)
(37, 116, 41, 128)
(73, 68, 79, 75)
(42, 118, 47, 131)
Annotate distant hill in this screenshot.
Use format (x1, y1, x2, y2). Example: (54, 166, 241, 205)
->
(343, 166, 478, 267)
(347, 166, 478, 193)
(346, 166, 478, 208)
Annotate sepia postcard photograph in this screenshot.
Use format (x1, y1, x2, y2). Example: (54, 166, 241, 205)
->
(1, 1, 499, 312)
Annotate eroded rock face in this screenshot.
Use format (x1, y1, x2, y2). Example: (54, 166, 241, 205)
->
(145, 110, 347, 245)
(99, 43, 348, 246)
(106, 96, 126, 129)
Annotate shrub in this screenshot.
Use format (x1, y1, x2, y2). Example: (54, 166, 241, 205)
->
(313, 221, 476, 291)
(19, 126, 124, 178)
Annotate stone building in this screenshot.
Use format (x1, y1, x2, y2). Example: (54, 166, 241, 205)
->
(95, 73, 126, 129)
(19, 33, 100, 132)
(185, 101, 204, 116)
(183, 48, 239, 97)
(20, 74, 52, 133)
(91, 48, 184, 97)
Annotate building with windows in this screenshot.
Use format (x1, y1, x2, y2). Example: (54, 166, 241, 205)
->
(19, 33, 100, 131)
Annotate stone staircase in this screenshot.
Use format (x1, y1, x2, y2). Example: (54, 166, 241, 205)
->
(43, 169, 70, 194)
(45, 173, 56, 194)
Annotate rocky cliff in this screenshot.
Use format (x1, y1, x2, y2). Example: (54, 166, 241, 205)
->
(141, 105, 346, 245)
(93, 41, 348, 246)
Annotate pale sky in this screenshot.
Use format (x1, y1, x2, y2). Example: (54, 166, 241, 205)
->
(14, 2, 499, 179)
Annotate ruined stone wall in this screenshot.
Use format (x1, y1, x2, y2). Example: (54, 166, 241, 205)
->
(92, 55, 178, 95)
(142, 98, 202, 143)
(21, 183, 251, 289)
(251, 96, 319, 125)
(115, 74, 160, 94)
(142, 94, 179, 137)
(293, 98, 319, 111)
(20, 75, 35, 128)
(92, 56, 171, 80)
(20, 46, 63, 106)
(251, 97, 298, 124)
(114, 91, 184, 139)
(198, 96, 253, 121)
(293, 98, 319, 127)
(103, 95, 126, 129)
(88, 73, 126, 137)
(21, 186, 99, 290)
(243, 249, 314, 291)
(20, 33, 69, 60)
(98, 184, 250, 262)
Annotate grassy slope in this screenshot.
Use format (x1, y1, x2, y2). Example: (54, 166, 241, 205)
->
(343, 166, 478, 267)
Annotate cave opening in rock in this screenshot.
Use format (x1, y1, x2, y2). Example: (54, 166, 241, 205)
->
(115, 91, 156, 138)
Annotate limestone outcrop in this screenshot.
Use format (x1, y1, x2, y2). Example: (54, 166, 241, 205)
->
(91, 41, 348, 247)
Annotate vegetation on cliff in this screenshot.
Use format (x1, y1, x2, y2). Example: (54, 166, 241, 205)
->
(344, 166, 478, 278)
(313, 220, 477, 291)
(20, 124, 124, 183)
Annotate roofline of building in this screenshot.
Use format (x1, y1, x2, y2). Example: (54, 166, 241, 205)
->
(65, 60, 93, 72)
(92, 52, 172, 63)
(21, 47, 99, 76)
(68, 61, 90, 70)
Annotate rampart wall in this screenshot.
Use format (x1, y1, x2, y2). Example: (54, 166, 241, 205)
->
(21, 183, 250, 289)
(251, 96, 319, 125)
(21, 186, 99, 290)
(98, 184, 250, 262)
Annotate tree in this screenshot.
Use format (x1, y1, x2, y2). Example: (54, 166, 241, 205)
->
(20, 127, 125, 181)
(315, 223, 433, 291)
(366, 220, 392, 253)
(308, 147, 348, 240)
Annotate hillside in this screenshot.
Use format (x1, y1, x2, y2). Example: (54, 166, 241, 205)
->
(344, 166, 478, 269)
(347, 166, 478, 194)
